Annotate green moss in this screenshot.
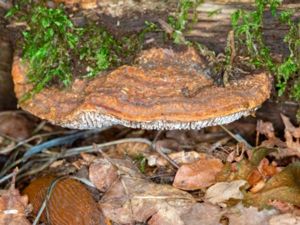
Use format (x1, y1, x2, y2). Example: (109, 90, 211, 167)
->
(6, 2, 156, 101)
(167, 0, 203, 44)
(231, 0, 300, 100)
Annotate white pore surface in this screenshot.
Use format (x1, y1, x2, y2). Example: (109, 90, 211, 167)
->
(60, 109, 255, 130)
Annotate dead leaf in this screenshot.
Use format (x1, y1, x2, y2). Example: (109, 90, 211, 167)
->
(173, 157, 224, 190)
(205, 180, 247, 206)
(148, 204, 185, 225)
(89, 159, 119, 192)
(258, 158, 278, 178)
(148, 151, 201, 167)
(180, 203, 223, 225)
(257, 120, 276, 139)
(247, 169, 263, 186)
(100, 176, 195, 225)
(0, 183, 31, 225)
(281, 114, 300, 138)
(269, 213, 300, 225)
(225, 203, 278, 225)
(244, 162, 300, 209)
(281, 114, 300, 151)
(98, 159, 195, 224)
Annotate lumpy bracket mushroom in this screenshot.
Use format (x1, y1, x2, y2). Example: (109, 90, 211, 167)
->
(12, 47, 271, 130)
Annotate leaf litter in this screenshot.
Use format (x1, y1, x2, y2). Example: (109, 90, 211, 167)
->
(0, 110, 300, 224)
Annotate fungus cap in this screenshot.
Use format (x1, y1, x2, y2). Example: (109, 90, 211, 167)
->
(12, 47, 271, 130)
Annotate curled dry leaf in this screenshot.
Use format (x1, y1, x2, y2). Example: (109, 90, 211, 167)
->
(244, 162, 300, 209)
(257, 120, 276, 139)
(99, 163, 195, 225)
(205, 180, 247, 206)
(281, 114, 300, 152)
(89, 159, 119, 192)
(173, 156, 224, 190)
(100, 176, 195, 224)
(180, 203, 223, 225)
(0, 183, 31, 225)
(269, 213, 300, 225)
(23, 176, 105, 225)
(256, 120, 285, 149)
(247, 158, 278, 189)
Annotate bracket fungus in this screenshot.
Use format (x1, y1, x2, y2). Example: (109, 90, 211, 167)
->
(12, 47, 271, 130)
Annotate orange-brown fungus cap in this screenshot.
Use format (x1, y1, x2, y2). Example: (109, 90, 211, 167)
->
(12, 47, 271, 130)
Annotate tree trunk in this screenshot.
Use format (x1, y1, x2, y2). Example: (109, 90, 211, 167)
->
(188, 0, 300, 54)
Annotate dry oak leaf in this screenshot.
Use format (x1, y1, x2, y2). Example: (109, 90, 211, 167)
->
(225, 203, 278, 225)
(205, 180, 247, 206)
(0, 184, 31, 225)
(244, 162, 300, 209)
(89, 159, 119, 192)
(100, 176, 195, 225)
(173, 156, 224, 190)
(180, 203, 223, 225)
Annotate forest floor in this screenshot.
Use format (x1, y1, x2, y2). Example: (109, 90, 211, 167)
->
(0, 1, 300, 225)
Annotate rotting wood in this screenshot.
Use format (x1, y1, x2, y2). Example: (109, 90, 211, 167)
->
(188, 1, 300, 53)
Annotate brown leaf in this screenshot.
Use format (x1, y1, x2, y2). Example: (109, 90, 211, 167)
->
(258, 158, 278, 178)
(148, 151, 201, 167)
(257, 120, 276, 139)
(99, 163, 195, 225)
(244, 162, 300, 209)
(173, 157, 224, 190)
(23, 176, 105, 225)
(0, 183, 31, 225)
(100, 176, 194, 224)
(205, 180, 247, 206)
(225, 203, 278, 225)
(281, 114, 300, 138)
(180, 203, 223, 225)
(247, 169, 263, 186)
(89, 159, 119, 192)
(148, 206, 185, 225)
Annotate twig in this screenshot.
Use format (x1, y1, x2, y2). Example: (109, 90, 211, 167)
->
(6, 22, 29, 28)
(1, 130, 74, 154)
(151, 130, 179, 169)
(62, 138, 152, 158)
(23, 129, 103, 159)
(220, 125, 252, 149)
(155, 146, 179, 169)
(0, 172, 14, 184)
